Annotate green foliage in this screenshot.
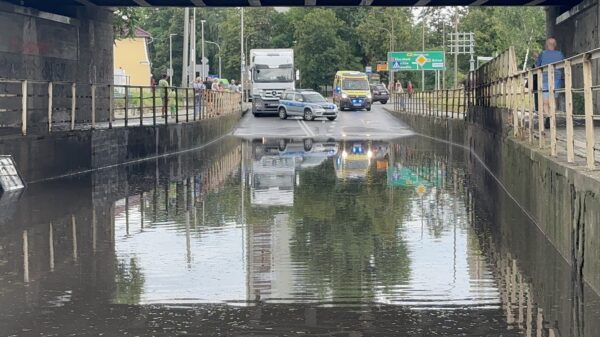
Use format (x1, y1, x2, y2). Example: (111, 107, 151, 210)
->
(116, 7, 547, 89)
(294, 9, 361, 89)
(113, 8, 143, 40)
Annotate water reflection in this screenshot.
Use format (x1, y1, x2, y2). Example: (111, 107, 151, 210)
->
(0, 135, 598, 336)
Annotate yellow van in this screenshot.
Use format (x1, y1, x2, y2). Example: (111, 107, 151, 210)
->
(333, 71, 372, 111)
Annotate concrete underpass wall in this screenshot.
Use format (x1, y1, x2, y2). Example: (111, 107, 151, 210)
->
(0, 1, 113, 132)
(387, 109, 600, 298)
(0, 113, 241, 182)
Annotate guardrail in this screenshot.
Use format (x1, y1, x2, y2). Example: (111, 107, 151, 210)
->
(0, 79, 242, 136)
(391, 46, 600, 169)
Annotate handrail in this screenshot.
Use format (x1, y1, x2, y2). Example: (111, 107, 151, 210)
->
(391, 45, 600, 170)
(0, 79, 242, 136)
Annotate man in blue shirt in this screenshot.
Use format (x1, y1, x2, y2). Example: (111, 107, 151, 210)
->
(535, 37, 565, 129)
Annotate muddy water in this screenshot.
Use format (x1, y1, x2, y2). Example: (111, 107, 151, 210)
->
(0, 136, 597, 336)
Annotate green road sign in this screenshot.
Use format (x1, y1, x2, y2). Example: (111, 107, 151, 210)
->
(388, 51, 445, 71)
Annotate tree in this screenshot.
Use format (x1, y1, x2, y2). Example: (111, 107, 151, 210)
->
(294, 9, 361, 89)
(113, 8, 143, 39)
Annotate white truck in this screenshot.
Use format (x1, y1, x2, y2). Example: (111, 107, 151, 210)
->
(249, 49, 295, 116)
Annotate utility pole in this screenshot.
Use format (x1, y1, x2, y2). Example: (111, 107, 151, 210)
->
(182, 8, 190, 87)
(201, 19, 206, 79)
(422, 17, 425, 91)
(240, 8, 244, 101)
(453, 11, 459, 89)
(169, 33, 177, 86)
(442, 21, 446, 90)
(389, 16, 394, 91)
(190, 9, 196, 84)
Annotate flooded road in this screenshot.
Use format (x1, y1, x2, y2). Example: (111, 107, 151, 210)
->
(1, 132, 599, 336)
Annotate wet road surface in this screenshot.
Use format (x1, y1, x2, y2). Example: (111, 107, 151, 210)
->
(1, 108, 599, 336)
(233, 103, 412, 140)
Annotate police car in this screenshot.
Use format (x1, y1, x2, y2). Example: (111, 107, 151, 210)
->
(277, 90, 338, 121)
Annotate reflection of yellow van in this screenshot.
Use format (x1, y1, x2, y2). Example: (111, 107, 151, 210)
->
(333, 71, 372, 111)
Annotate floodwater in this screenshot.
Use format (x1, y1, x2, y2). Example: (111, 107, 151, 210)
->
(0, 135, 598, 336)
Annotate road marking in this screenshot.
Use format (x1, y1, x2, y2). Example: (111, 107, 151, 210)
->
(297, 120, 316, 137)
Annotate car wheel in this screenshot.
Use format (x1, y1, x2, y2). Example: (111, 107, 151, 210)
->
(278, 139, 287, 151)
(382, 101, 387, 105)
(366, 106, 372, 111)
(278, 107, 287, 120)
(303, 109, 314, 121)
(327, 117, 337, 121)
(303, 138, 313, 151)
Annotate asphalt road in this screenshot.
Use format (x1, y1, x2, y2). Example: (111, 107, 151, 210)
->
(232, 102, 414, 140)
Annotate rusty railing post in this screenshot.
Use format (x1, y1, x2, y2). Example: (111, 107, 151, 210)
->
(124, 86, 129, 128)
(140, 86, 144, 127)
(564, 60, 574, 163)
(548, 64, 557, 156)
(175, 88, 179, 123)
(71, 83, 76, 130)
(152, 86, 157, 127)
(21, 80, 27, 136)
(48, 82, 53, 133)
(582, 53, 595, 169)
(109, 85, 114, 129)
(91, 84, 96, 130)
(537, 68, 544, 148)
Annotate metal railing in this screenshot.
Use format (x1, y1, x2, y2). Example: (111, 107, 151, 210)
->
(472, 47, 600, 169)
(393, 89, 468, 120)
(391, 46, 600, 169)
(0, 79, 242, 136)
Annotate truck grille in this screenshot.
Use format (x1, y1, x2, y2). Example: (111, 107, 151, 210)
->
(262, 90, 283, 98)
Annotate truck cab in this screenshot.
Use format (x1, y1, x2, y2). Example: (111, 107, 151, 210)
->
(250, 49, 295, 116)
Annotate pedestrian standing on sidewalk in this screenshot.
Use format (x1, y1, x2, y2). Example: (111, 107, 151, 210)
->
(395, 80, 405, 109)
(407, 81, 414, 98)
(193, 76, 206, 119)
(158, 74, 169, 118)
(535, 37, 565, 129)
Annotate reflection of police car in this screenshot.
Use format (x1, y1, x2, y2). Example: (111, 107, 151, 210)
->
(278, 90, 338, 121)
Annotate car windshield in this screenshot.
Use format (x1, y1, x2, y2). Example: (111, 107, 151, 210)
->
(342, 79, 370, 90)
(303, 93, 327, 103)
(254, 64, 294, 83)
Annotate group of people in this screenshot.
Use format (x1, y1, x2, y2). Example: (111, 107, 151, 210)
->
(385, 80, 414, 98)
(382, 80, 414, 110)
(154, 74, 242, 118)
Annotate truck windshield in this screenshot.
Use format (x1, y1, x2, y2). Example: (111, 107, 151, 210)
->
(254, 64, 294, 83)
(342, 79, 370, 90)
(303, 93, 326, 103)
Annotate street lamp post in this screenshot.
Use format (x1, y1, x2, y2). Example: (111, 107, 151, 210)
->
(245, 31, 258, 67)
(169, 33, 177, 86)
(206, 41, 221, 79)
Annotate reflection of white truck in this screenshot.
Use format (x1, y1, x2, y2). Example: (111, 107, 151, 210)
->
(250, 49, 295, 116)
(250, 156, 296, 207)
